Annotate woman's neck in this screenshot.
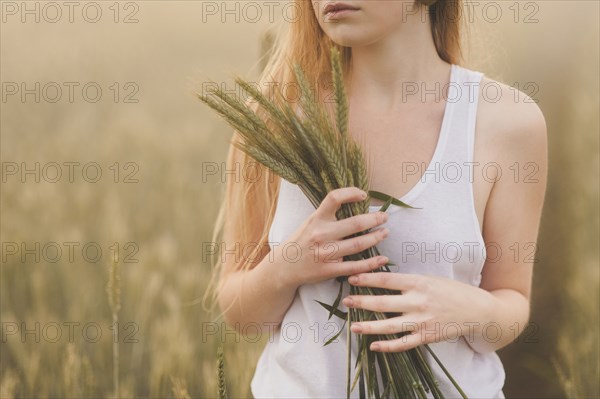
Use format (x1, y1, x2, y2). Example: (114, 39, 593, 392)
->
(347, 9, 450, 111)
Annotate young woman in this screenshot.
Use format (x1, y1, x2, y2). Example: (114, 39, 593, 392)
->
(205, 0, 548, 397)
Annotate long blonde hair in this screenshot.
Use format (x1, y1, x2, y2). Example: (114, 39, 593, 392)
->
(202, 0, 465, 316)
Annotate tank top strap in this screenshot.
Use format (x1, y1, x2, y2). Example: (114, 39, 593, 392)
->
(464, 67, 485, 165)
(436, 65, 485, 183)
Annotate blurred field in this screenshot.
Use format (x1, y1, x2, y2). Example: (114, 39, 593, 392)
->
(0, 1, 598, 398)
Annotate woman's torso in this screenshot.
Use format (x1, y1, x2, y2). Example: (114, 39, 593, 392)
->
(250, 64, 506, 398)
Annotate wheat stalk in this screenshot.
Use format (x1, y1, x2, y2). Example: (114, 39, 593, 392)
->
(217, 345, 227, 399)
(106, 259, 121, 399)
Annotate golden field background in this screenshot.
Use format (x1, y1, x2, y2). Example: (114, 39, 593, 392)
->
(1, 1, 598, 398)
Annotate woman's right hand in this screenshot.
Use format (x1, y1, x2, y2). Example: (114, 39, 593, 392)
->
(274, 187, 390, 289)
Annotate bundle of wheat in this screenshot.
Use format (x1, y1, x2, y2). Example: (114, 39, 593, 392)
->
(198, 45, 466, 399)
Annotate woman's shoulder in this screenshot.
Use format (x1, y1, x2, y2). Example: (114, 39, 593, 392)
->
(474, 73, 548, 162)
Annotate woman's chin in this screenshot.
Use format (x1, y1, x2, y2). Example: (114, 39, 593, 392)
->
(327, 33, 377, 49)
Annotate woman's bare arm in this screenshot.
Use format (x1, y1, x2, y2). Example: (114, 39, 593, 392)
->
(217, 237, 300, 333)
(467, 80, 548, 353)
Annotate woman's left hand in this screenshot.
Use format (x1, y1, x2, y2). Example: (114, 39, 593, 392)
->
(342, 272, 498, 352)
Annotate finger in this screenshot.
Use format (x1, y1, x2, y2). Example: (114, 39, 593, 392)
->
(330, 211, 388, 239)
(323, 255, 389, 279)
(333, 227, 389, 258)
(348, 272, 422, 292)
(369, 331, 423, 352)
(342, 294, 412, 313)
(350, 317, 418, 335)
(316, 187, 367, 220)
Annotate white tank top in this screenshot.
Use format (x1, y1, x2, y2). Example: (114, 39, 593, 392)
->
(250, 64, 506, 398)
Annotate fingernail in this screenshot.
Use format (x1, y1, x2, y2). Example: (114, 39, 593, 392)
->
(342, 297, 353, 306)
(370, 343, 380, 351)
(351, 323, 362, 333)
(379, 256, 388, 264)
(348, 276, 358, 284)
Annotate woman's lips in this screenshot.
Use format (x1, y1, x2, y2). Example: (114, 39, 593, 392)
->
(323, 2, 360, 20)
(325, 8, 359, 20)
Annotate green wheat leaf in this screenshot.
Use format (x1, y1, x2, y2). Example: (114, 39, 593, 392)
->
(315, 300, 348, 320)
(368, 190, 422, 209)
